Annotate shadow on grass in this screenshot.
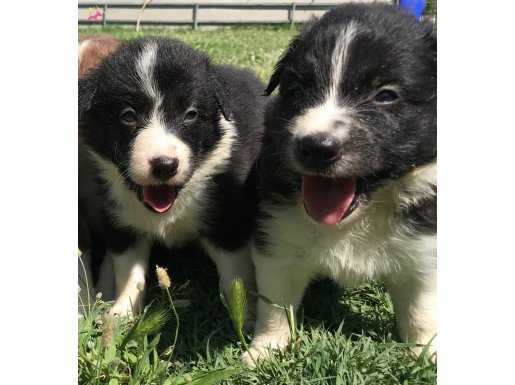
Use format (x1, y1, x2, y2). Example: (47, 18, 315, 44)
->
(302, 278, 397, 341)
(146, 242, 237, 363)
(143, 242, 399, 364)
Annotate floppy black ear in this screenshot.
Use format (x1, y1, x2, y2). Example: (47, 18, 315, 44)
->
(78, 75, 96, 123)
(264, 18, 317, 96)
(208, 67, 231, 121)
(214, 86, 230, 122)
(264, 36, 299, 96)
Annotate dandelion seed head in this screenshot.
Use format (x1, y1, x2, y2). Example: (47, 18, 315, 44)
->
(156, 265, 171, 289)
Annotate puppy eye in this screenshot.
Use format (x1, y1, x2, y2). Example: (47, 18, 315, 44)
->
(184, 109, 198, 122)
(119, 107, 138, 126)
(373, 89, 400, 104)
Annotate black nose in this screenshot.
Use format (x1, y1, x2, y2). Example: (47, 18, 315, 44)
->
(150, 156, 179, 181)
(295, 135, 342, 168)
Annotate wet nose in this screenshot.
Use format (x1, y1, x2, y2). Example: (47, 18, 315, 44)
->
(150, 156, 179, 181)
(295, 135, 342, 168)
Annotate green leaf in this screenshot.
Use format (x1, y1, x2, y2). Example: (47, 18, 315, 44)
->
(103, 343, 117, 364)
(222, 278, 246, 341)
(122, 350, 138, 365)
(170, 367, 241, 385)
(122, 305, 168, 348)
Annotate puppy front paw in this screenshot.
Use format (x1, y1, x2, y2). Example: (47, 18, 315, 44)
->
(241, 332, 291, 367)
(241, 346, 270, 368)
(411, 336, 437, 363)
(108, 300, 135, 318)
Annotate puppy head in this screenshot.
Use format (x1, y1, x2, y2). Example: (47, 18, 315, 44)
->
(79, 37, 230, 214)
(265, 4, 436, 225)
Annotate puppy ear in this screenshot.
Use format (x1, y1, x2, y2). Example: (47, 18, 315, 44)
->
(264, 36, 299, 96)
(209, 67, 231, 121)
(78, 75, 96, 123)
(264, 18, 317, 96)
(214, 87, 231, 122)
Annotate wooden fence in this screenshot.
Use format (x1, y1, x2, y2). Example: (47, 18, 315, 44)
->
(78, 1, 397, 29)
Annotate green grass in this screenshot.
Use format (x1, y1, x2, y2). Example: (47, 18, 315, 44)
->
(425, 0, 437, 16)
(79, 25, 298, 82)
(78, 26, 437, 385)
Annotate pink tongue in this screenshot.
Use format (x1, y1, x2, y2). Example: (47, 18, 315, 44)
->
(302, 176, 356, 225)
(143, 185, 177, 213)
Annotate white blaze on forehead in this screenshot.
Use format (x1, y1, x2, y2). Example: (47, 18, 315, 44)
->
(136, 41, 160, 101)
(328, 21, 360, 103)
(292, 21, 360, 140)
(131, 41, 193, 185)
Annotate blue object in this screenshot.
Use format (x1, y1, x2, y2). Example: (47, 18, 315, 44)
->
(399, 0, 426, 19)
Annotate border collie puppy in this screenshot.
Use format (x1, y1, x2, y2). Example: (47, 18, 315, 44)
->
(79, 37, 265, 317)
(244, 3, 436, 364)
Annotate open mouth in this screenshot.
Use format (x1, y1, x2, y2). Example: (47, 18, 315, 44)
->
(138, 185, 178, 214)
(301, 175, 360, 225)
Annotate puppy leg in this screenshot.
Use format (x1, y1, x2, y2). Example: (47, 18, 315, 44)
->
(95, 254, 115, 302)
(109, 238, 151, 316)
(203, 241, 257, 330)
(242, 248, 312, 366)
(387, 273, 437, 359)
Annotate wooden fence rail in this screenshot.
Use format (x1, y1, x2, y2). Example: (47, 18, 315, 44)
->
(78, 1, 396, 29)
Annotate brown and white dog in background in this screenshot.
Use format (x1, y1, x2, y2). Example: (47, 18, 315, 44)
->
(78, 35, 119, 76)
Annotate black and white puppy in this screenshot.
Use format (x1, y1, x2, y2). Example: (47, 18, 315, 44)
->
(244, 3, 436, 364)
(79, 37, 265, 317)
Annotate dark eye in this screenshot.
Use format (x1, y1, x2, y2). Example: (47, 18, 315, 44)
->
(184, 108, 198, 122)
(373, 89, 400, 104)
(119, 107, 138, 126)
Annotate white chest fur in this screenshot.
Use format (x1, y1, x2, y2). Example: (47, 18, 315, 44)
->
(90, 151, 205, 246)
(259, 163, 437, 286)
(88, 116, 237, 247)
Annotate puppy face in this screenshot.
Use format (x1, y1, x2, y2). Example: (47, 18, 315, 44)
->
(79, 38, 229, 214)
(265, 4, 436, 225)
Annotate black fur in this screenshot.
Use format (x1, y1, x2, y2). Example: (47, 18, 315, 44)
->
(247, 5, 438, 360)
(79, 37, 265, 261)
(79, 38, 231, 187)
(400, 190, 437, 234)
(257, 3, 436, 215)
